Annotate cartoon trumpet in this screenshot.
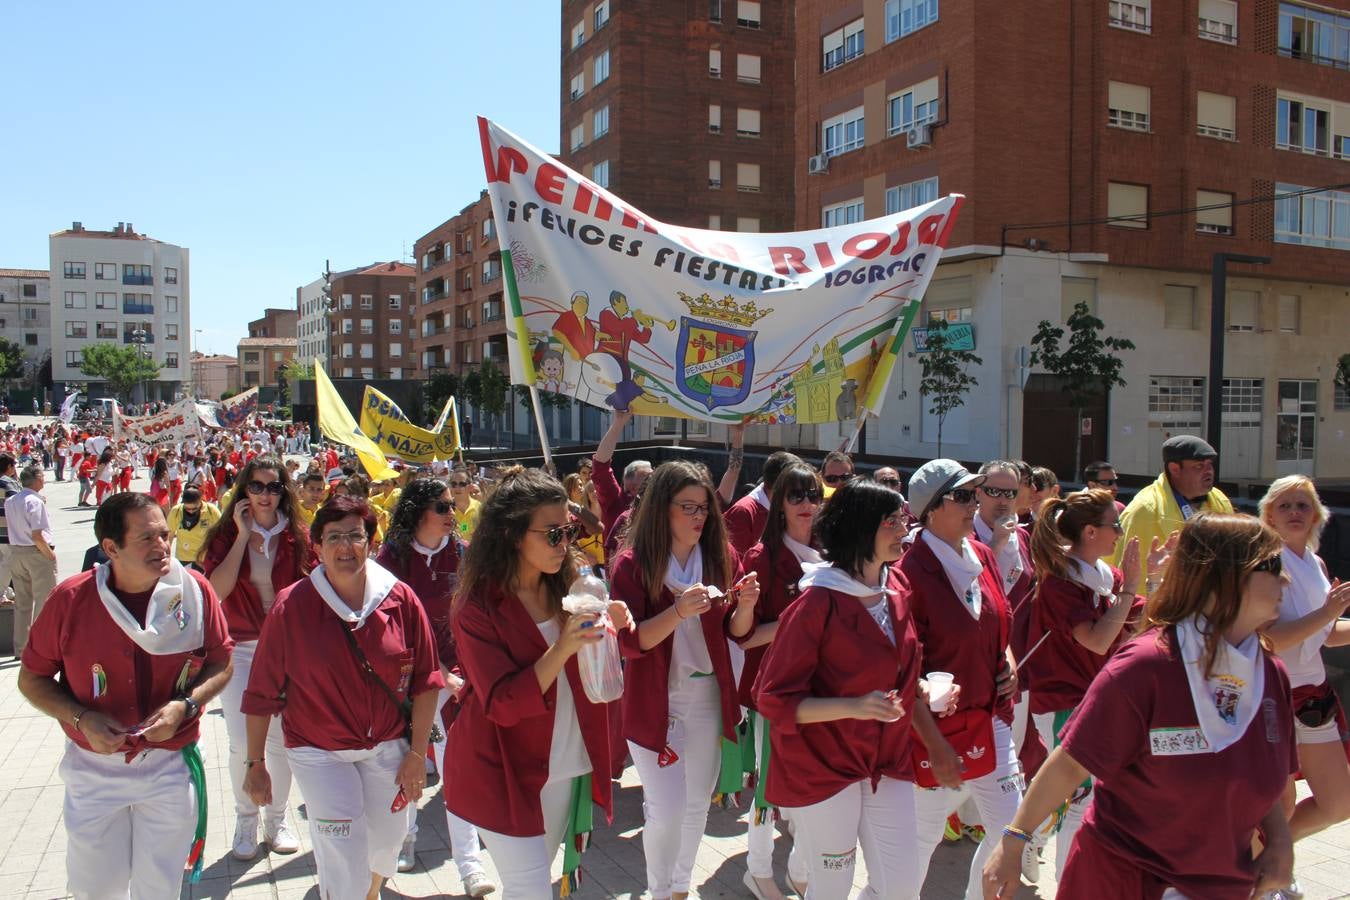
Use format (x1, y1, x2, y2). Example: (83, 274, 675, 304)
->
(634, 309, 677, 331)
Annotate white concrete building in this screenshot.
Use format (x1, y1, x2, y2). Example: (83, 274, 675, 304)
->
(49, 222, 190, 402)
(295, 275, 328, 366)
(0, 268, 53, 389)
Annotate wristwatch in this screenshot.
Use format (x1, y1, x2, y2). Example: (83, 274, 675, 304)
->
(179, 696, 201, 721)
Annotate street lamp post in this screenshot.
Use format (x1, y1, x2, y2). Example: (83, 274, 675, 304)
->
(193, 328, 204, 398)
(131, 328, 149, 410)
(1207, 253, 1271, 466)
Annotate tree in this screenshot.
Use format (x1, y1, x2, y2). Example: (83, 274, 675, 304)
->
(280, 359, 315, 380)
(0, 338, 26, 393)
(79, 343, 161, 401)
(477, 361, 509, 448)
(1029, 301, 1136, 479)
(1337, 354, 1350, 393)
(423, 371, 461, 425)
(918, 319, 983, 457)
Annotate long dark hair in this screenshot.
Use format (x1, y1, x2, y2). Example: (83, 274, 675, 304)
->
(760, 463, 822, 552)
(383, 477, 453, 565)
(201, 454, 311, 570)
(454, 467, 576, 619)
(624, 460, 733, 603)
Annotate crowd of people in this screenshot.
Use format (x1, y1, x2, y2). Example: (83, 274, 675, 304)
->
(9, 408, 1349, 900)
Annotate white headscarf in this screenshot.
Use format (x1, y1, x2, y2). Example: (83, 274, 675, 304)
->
(1068, 556, 1116, 607)
(1175, 615, 1265, 753)
(95, 559, 205, 655)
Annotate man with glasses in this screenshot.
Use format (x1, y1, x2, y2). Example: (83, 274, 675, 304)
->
(1083, 460, 1125, 513)
(819, 450, 854, 497)
(1111, 435, 1233, 589)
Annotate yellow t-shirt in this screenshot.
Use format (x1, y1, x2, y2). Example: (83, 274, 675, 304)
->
(295, 501, 319, 532)
(167, 502, 222, 564)
(455, 498, 482, 542)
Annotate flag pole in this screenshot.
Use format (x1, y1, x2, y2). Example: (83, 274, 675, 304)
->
(528, 385, 555, 471)
(840, 409, 869, 453)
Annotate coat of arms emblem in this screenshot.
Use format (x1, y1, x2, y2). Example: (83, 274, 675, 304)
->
(675, 292, 772, 411)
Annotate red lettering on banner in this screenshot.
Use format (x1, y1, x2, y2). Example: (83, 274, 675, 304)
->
(917, 214, 945, 246)
(535, 163, 566, 204)
(842, 232, 888, 260)
(769, 246, 810, 276)
(889, 222, 913, 256)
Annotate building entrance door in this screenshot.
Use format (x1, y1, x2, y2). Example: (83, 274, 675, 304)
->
(1276, 380, 1317, 476)
(1021, 374, 1108, 481)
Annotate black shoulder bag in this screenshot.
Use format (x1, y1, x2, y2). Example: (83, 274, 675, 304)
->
(339, 624, 444, 745)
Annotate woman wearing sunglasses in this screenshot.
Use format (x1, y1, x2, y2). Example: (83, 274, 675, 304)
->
(898, 460, 1021, 900)
(1259, 476, 1350, 843)
(985, 515, 1296, 899)
(736, 462, 821, 899)
(202, 455, 316, 861)
(242, 496, 444, 900)
(1021, 488, 1148, 878)
(444, 467, 632, 897)
(610, 460, 757, 900)
(754, 477, 924, 899)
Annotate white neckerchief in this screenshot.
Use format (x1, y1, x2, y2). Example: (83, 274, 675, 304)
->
(1068, 556, 1116, 608)
(310, 560, 399, 629)
(664, 543, 704, 595)
(749, 483, 770, 510)
(921, 529, 984, 620)
(973, 514, 1024, 591)
(1175, 615, 1265, 753)
(663, 545, 715, 684)
(1281, 545, 1334, 669)
(250, 514, 289, 560)
(95, 560, 205, 655)
(798, 561, 893, 598)
(413, 535, 450, 581)
(782, 532, 822, 566)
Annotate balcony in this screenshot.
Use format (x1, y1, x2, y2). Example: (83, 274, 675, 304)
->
(123, 302, 155, 315)
(123, 332, 155, 344)
(424, 287, 450, 303)
(122, 274, 154, 286)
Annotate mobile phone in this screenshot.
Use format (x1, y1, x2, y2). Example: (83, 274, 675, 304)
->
(390, 787, 408, 813)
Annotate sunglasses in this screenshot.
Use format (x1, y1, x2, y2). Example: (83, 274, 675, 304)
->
(979, 486, 1018, 500)
(529, 522, 581, 547)
(1096, 520, 1125, 534)
(1091, 478, 1118, 487)
(672, 501, 711, 518)
(433, 500, 453, 515)
(1253, 555, 1284, 577)
(943, 488, 977, 505)
(786, 488, 823, 506)
(822, 473, 854, 485)
(450, 480, 470, 488)
(246, 480, 285, 496)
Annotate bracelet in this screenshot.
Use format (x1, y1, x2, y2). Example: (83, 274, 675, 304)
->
(675, 604, 687, 620)
(71, 708, 87, 731)
(244, 757, 265, 769)
(1002, 825, 1033, 843)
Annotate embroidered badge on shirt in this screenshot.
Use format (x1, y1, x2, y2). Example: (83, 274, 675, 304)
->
(1211, 674, 1246, 725)
(397, 663, 414, 695)
(1149, 727, 1211, 756)
(166, 592, 188, 631)
(91, 663, 107, 699)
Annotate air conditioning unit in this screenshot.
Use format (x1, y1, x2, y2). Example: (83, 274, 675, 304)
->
(570, 89, 582, 101)
(807, 154, 830, 175)
(906, 125, 933, 149)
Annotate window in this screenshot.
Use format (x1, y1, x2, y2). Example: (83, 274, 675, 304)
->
(594, 49, 610, 84)
(710, 0, 723, 22)
(886, 177, 939, 213)
(63, 261, 86, 279)
(1107, 182, 1149, 228)
(482, 259, 502, 283)
(360, 344, 374, 359)
(570, 72, 585, 101)
(736, 217, 761, 232)
(65, 351, 82, 367)
(165, 353, 179, 368)
(736, 107, 762, 137)
(342, 320, 354, 334)
(736, 162, 761, 192)
(483, 217, 496, 241)
(1279, 2, 1350, 69)
(823, 18, 865, 71)
(594, 0, 609, 30)
(1061, 277, 1098, 321)
(390, 342, 403, 358)
(822, 106, 864, 156)
(360, 319, 374, 335)
(592, 159, 610, 187)
(1227, 289, 1259, 332)
(1109, 0, 1151, 32)
(708, 214, 722, 229)
(572, 20, 585, 49)
(96, 322, 118, 339)
(1149, 376, 1206, 431)
(709, 104, 722, 133)
(886, 0, 938, 42)
(460, 269, 472, 290)
(737, 0, 761, 28)
(65, 321, 88, 339)
(822, 199, 865, 228)
(1278, 294, 1301, 333)
(95, 292, 117, 309)
(709, 159, 722, 188)
(1196, 190, 1234, 234)
(341, 293, 353, 309)
(244, 371, 260, 386)
(342, 367, 354, 377)
(1163, 285, 1197, 329)
(164, 266, 178, 284)
(1108, 81, 1151, 131)
(390, 319, 403, 335)
(1196, 91, 1236, 139)
(361, 367, 376, 380)
(483, 298, 504, 321)
(64, 291, 87, 309)
(122, 264, 152, 285)
(1275, 183, 1350, 250)
(95, 262, 116, 280)
(1276, 95, 1331, 155)
(593, 105, 610, 138)
(709, 47, 721, 76)
(389, 294, 402, 310)
(1336, 377, 1350, 411)
(735, 53, 763, 85)
(166, 324, 179, 340)
(887, 78, 940, 136)
(22, 307, 35, 320)
(21, 283, 36, 298)
(166, 296, 178, 314)
(1199, 0, 1237, 42)
(360, 294, 373, 309)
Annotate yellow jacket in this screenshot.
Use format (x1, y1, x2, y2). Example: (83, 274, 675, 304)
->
(168, 502, 222, 565)
(1109, 471, 1233, 588)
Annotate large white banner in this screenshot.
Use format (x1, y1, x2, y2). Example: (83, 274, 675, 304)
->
(479, 117, 964, 425)
(113, 399, 202, 446)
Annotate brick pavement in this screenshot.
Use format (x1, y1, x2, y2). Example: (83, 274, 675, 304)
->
(0, 444, 1347, 898)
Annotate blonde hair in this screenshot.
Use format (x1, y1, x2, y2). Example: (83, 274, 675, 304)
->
(1258, 475, 1330, 552)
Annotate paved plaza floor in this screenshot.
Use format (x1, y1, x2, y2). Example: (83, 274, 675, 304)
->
(0, 439, 1347, 898)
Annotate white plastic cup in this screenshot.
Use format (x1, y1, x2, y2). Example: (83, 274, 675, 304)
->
(926, 671, 955, 711)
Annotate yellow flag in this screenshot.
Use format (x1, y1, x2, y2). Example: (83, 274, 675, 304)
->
(359, 386, 460, 463)
(313, 359, 399, 480)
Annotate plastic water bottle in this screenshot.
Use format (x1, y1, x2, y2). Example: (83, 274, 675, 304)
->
(570, 566, 610, 605)
(565, 566, 624, 703)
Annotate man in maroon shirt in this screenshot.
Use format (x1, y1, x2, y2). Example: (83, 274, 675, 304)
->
(591, 410, 651, 560)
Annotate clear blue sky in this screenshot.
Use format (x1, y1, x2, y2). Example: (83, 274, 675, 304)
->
(2, 1, 561, 354)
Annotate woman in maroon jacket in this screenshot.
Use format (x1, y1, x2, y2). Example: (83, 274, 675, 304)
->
(754, 477, 925, 900)
(610, 459, 758, 900)
(443, 467, 632, 897)
(202, 455, 315, 861)
(737, 462, 821, 898)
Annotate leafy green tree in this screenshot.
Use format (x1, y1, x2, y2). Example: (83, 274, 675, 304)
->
(423, 371, 461, 425)
(79, 343, 160, 401)
(477, 361, 509, 447)
(0, 338, 26, 393)
(918, 319, 983, 457)
(1337, 354, 1350, 393)
(1029, 301, 1136, 478)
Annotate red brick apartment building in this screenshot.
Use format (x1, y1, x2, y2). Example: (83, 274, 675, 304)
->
(787, 0, 1350, 481)
(326, 262, 417, 380)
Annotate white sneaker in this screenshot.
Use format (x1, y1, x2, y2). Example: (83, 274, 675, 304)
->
(462, 871, 496, 897)
(397, 834, 417, 873)
(1020, 842, 1041, 883)
(265, 819, 300, 854)
(231, 816, 259, 860)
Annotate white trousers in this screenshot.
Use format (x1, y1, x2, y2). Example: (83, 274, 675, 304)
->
(746, 713, 808, 883)
(60, 742, 197, 900)
(1033, 711, 1088, 881)
(429, 687, 489, 880)
(478, 777, 573, 898)
(790, 776, 920, 900)
(220, 640, 293, 822)
(629, 675, 723, 898)
(913, 719, 1022, 900)
(287, 739, 411, 900)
